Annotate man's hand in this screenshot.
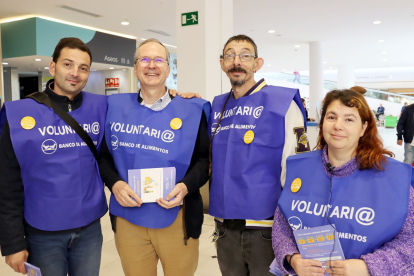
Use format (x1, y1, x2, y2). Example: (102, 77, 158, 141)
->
(156, 182, 188, 209)
(5, 250, 28, 274)
(177, 92, 201, 99)
(112, 181, 142, 207)
(290, 254, 325, 276)
(325, 259, 369, 276)
(169, 89, 178, 97)
(168, 89, 201, 99)
(397, 140, 403, 146)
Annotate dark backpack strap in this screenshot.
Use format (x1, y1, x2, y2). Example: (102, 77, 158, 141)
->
(26, 92, 98, 159)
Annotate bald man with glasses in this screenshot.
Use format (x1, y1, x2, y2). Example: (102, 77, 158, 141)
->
(99, 38, 210, 276)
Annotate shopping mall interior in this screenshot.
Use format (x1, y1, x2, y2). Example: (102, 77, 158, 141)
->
(0, 0, 413, 275)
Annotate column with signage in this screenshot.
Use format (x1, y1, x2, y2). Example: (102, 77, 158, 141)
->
(176, 0, 233, 102)
(176, 0, 233, 211)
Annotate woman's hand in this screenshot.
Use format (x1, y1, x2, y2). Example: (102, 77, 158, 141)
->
(290, 254, 325, 276)
(325, 259, 369, 276)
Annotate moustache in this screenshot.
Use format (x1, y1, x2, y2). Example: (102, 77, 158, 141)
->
(66, 78, 80, 82)
(228, 67, 247, 74)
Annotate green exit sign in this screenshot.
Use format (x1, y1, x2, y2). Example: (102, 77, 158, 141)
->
(181, 11, 198, 26)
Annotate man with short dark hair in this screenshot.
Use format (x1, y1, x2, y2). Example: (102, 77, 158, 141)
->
(209, 34, 309, 275)
(0, 37, 107, 276)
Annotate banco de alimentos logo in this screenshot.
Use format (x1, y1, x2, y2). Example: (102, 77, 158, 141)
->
(288, 216, 302, 231)
(111, 135, 119, 150)
(211, 123, 221, 134)
(41, 139, 57, 154)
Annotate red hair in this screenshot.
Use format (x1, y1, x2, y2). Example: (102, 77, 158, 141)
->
(315, 89, 394, 170)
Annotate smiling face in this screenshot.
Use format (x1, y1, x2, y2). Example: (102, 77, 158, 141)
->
(323, 100, 368, 155)
(134, 42, 170, 89)
(220, 40, 263, 88)
(49, 47, 90, 98)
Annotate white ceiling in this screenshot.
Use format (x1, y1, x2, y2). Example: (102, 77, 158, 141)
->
(1, 0, 414, 77)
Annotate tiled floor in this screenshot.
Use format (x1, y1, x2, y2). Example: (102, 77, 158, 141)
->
(0, 189, 221, 276)
(377, 125, 404, 162)
(0, 127, 404, 276)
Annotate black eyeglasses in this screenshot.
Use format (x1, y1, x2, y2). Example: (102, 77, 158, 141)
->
(220, 53, 256, 62)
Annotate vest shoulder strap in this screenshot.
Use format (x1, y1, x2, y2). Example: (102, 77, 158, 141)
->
(25, 92, 98, 159)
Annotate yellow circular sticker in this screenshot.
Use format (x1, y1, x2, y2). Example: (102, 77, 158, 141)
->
(21, 116, 36, 130)
(291, 178, 302, 193)
(243, 130, 254, 144)
(170, 118, 182, 130)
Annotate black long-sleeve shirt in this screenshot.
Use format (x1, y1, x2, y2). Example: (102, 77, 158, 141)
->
(397, 104, 414, 143)
(99, 94, 210, 239)
(0, 80, 84, 256)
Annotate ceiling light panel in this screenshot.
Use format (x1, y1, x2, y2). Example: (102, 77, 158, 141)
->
(57, 5, 102, 17)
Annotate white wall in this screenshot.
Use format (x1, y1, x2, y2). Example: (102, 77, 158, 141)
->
(254, 74, 330, 98)
(84, 69, 129, 95)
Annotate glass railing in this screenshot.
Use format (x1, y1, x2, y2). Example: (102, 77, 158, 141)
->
(270, 72, 338, 91)
(272, 72, 414, 105)
(364, 88, 414, 105)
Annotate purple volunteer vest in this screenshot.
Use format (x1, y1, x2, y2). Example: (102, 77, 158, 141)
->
(208, 86, 305, 220)
(1, 92, 108, 231)
(106, 94, 210, 228)
(279, 150, 411, 259)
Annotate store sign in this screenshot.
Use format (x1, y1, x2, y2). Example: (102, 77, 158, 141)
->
(181, 11, 198, 26)
(87, 32, 135, 67)
(105, 78, 120, 87)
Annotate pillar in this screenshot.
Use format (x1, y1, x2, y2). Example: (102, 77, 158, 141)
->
(337, 64, 354, 89)
(309, 41, 325, 121)
(176, 0, 233, 103)
(127, 68, 137, 93)
(37, 71, 43, 92)
(3, 67, 19, 102)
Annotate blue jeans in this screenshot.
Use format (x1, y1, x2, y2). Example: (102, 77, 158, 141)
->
(404, 143, 414, 165)
(26, 219, 103, 276)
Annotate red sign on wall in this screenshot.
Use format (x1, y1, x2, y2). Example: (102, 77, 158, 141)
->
(105, 78, 120, 87)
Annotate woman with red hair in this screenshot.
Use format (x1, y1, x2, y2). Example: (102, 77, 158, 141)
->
(272, 89, 414, 275)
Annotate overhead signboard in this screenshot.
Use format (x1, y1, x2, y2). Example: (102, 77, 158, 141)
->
(1, 17, 136, 67)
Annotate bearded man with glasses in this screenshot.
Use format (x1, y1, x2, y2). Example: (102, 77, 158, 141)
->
(99, 38, 210, 276)
(209, 34, 310, 275)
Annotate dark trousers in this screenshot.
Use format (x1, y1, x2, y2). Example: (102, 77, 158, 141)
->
(215, 222, 275, 276)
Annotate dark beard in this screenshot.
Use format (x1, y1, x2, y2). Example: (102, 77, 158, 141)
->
(230, 79, 246, 87)
(228, 67, 247, 87)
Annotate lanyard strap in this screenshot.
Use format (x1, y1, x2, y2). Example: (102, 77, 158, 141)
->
(25, 92, 98, 159)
